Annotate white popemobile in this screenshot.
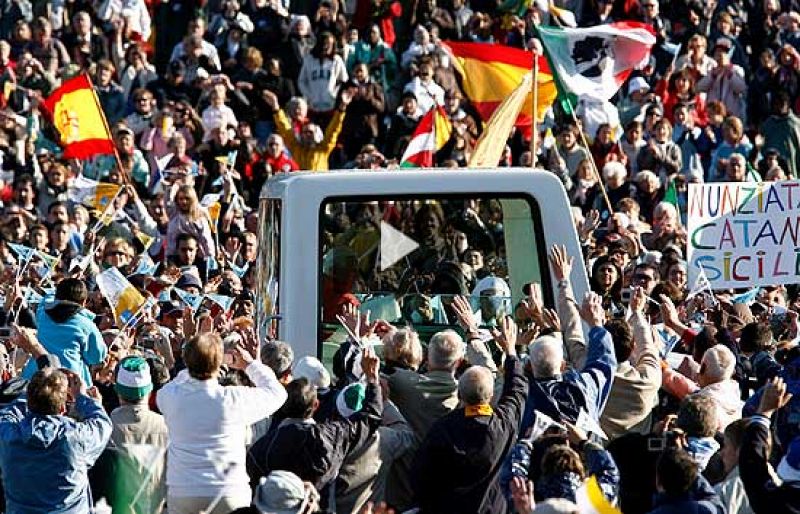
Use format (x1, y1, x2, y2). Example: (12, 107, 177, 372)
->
(255, 168, 590, 361)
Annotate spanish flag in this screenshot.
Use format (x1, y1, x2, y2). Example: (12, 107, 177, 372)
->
(445, 42, 557, 129)
(469, 72, 534, 168)
(41, 74, 115, 159)
(96, 267, 150, 327)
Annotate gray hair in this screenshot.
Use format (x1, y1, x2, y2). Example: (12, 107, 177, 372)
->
(428, 330, 465, 370)
(386, 328, 423, 370)
(602, 161, 627, 182)
(701, 344, 736, 383)
(458, 366, 494, 405)
(286, 96, 308, 114)
(261, 340, 294, 377)
(529, 334, 564, 379)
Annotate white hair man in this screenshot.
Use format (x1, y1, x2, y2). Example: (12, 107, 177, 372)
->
(413, 317, 528, 513)
(663, 344, 744, 430)
(520, 288, 617, 433)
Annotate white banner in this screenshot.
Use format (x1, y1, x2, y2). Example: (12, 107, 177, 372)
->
(687, 181, 800, 290)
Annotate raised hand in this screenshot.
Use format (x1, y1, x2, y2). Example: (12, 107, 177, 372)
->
(579, 209, 601, 241)
(542, 308, 561, 332)
(580, 292, 606, 328)
(261, 89, 279, 110)
(494, 316, 518, 356)
(229, 342, 255, 370)
(510, 477, 535, 514)
(630, 286, 646, 313)
(758, 377, 794, 417)
(549, 245, 573, 282)
(452, 295, 479, 333)
(659, 294, 680, 328)
(361, 345, 380, 384)
(519, 283, 544, 326)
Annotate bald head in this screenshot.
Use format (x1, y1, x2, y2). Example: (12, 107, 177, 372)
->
(458, 366, 494, 406)
(528, 334, 565, 379)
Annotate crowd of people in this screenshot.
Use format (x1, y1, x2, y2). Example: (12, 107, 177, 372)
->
(0, 0, 800, 513)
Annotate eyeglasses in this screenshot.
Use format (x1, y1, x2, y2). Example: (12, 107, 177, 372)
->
(136, 97, 151, 102)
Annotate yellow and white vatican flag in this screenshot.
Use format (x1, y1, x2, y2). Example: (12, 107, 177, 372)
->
(69, 175, 123, 212)
(96, 267, 149, 327)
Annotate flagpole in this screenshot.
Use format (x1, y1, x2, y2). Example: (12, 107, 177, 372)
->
(531, 49, 539, 165)
(84, 73, 130, 185)
(564, 96, 614, 215)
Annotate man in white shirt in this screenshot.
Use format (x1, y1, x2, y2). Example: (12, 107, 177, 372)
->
(157, 330, 287, 514)
(403, 62, 445, 113)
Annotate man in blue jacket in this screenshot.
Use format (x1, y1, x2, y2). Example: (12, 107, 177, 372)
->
(21, 277, 106, 386)
(0, 346, 111, 513)
(520, 291, 617, 434)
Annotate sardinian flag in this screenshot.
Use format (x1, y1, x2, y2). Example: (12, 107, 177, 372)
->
(538, 22, 656, 102)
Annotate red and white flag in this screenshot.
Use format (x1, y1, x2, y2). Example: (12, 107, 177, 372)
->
(400, 106, 452, 168)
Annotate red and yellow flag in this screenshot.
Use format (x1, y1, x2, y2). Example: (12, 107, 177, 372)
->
(445, 41, 557, 128)
(41, 74, 115, 159)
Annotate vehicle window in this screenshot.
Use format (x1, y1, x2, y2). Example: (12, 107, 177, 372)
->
(256, 198, 281, 340)
(318, 195, 550, 357)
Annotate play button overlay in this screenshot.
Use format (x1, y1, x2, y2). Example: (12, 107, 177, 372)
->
(380, 221, 419, 270)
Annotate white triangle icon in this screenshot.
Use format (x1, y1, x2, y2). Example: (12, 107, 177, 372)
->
(380, 221, 419, 271)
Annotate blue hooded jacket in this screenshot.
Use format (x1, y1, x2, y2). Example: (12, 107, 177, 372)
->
(0, 395, 112, 513)
(22, 298, 106, 386)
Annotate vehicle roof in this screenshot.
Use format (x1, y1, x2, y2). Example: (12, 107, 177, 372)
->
(261, 167, 564, 199)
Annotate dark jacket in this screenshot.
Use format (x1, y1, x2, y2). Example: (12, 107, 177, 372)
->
(648, 476, 725, 514)
(340, 79, 385, 158)
(95, 83, 127, 125)
(62, 32, 109, 64)
(412, 355, 528, 514)
(384, 111, 421, 159)
(743, 355, 800, 447)
(740, 415, 800, 514)
(246, 381, 383, 491)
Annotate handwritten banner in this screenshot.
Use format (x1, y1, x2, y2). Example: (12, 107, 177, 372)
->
(687, 181, 800, 290)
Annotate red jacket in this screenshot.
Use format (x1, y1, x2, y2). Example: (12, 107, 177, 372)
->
(264, 152, 300, 174)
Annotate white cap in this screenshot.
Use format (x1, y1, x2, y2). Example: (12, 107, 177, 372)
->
(293, 356, 331, 389)
(628, 76, 650, 95)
